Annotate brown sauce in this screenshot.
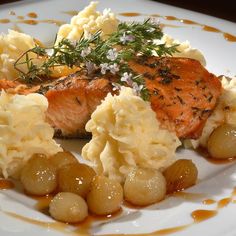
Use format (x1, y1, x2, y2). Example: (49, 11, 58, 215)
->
(191, 209, 217, 223)
(40, 19, 65, 26)
(16, 19, 65, 26)
(4, 187, 236, 236)
(181, 19, 198, 25)
(153, 224, 190, 235)
(1, 10, 235, 43)
(204, 156, 235, 165)
(17, 16, 24, 20)
(231, 187, 236, 196)
(33, 194, 54, 212)
(0, 19, 10, 24)
(223, 33, 236, 42)
(197, 147, 236, 164)
(164, 16, 178, 21)
(0, 179, 14, 190)
(62, 11, 79, 16)
(202, 199, 216, 205)
(73, 210, 122, 235)
(27, 12, 38, 19)
(172, 191, 205, 200)
(119, 12, 236, 42)
(4, 211, 71, 234)
(18, 19, 38, 25)
(202, 25, 221, 33)
(119, 12, 141, 17)
(217, 197, 231, 209)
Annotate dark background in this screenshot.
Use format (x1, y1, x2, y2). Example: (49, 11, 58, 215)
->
(1, 0, 236, 23)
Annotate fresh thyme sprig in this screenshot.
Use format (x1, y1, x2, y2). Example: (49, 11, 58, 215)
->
(14, 19, 179, 100)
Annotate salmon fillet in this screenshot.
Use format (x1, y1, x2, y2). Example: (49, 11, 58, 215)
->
(129, 57, 222, 138)
(0, 57, 222, 139)
(45, 75, 112, 137)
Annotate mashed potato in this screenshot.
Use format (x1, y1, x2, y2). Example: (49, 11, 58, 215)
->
(82, 87, 181, 183)
(155, 34, 206, 66)
(0, 30, 36, 80)
(56, 1, 119, 44)
(0, 91, 62, 178)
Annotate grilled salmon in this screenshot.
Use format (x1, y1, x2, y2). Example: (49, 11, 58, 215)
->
(129, 57, 222, 138)
(0, 57, 222, 139)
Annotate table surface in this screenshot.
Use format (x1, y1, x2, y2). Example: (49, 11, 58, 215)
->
(0, 0, 236, 23)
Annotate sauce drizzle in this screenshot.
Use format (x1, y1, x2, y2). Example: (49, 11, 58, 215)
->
(17, 16, 24, 20)
(217, 197, 231, 209)
(62, 11, 79, 16)
(172, 191, 205, 200)
(202, 199, 216, 205)
(16, 19, 65, 26)
(119, 12, 141, 17)
(27, 12, 38, 19)
(0, 19, 10, 24)
(119, 12, 236, 42)
(191, 209, 217, 223)
(0, 179, 14, 190)
(3, 187, 236, 235)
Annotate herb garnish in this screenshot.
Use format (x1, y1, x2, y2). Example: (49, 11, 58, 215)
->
(14, 19, 179, 100)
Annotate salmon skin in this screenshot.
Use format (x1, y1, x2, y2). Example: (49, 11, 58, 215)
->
(0, 57, 222, 139)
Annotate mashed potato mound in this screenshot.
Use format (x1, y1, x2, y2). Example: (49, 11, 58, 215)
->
(155, 34, 206, 66)
(56, 1, 119, 44)
(0, 91, 62, 178)
(0, 30, 36, 80)
(82, 87, 181, 183)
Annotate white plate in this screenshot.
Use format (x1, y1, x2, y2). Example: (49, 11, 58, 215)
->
(0, 1, 236, 235)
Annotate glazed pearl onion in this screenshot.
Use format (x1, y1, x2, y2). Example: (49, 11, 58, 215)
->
(58, 163, 96, 198)
(207, 124, 236, 159)
(50, 151, 78, 170)
(124, 167, 166, 206)
(20, 154, 57, 195)
(87, 176, 123, 215)
(49, 192, 88, 223)
(163, 159, 198, 194)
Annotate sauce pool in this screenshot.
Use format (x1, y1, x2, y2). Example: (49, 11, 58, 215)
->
(0, 179, 14, 190)
(27, 12, 38, 18)
(217, 198, 231, 209)
(0, 19, 10, 24)
(191, 209, 217, 223)
(202, 199, 216, 205)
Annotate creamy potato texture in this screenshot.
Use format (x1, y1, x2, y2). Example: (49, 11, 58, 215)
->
(56, 1, 119, 44)
(0, 30, 37, 80)
(0, 92, 62, 178)
(82, 87, 181, 183)
(155, 34, 206, 66)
